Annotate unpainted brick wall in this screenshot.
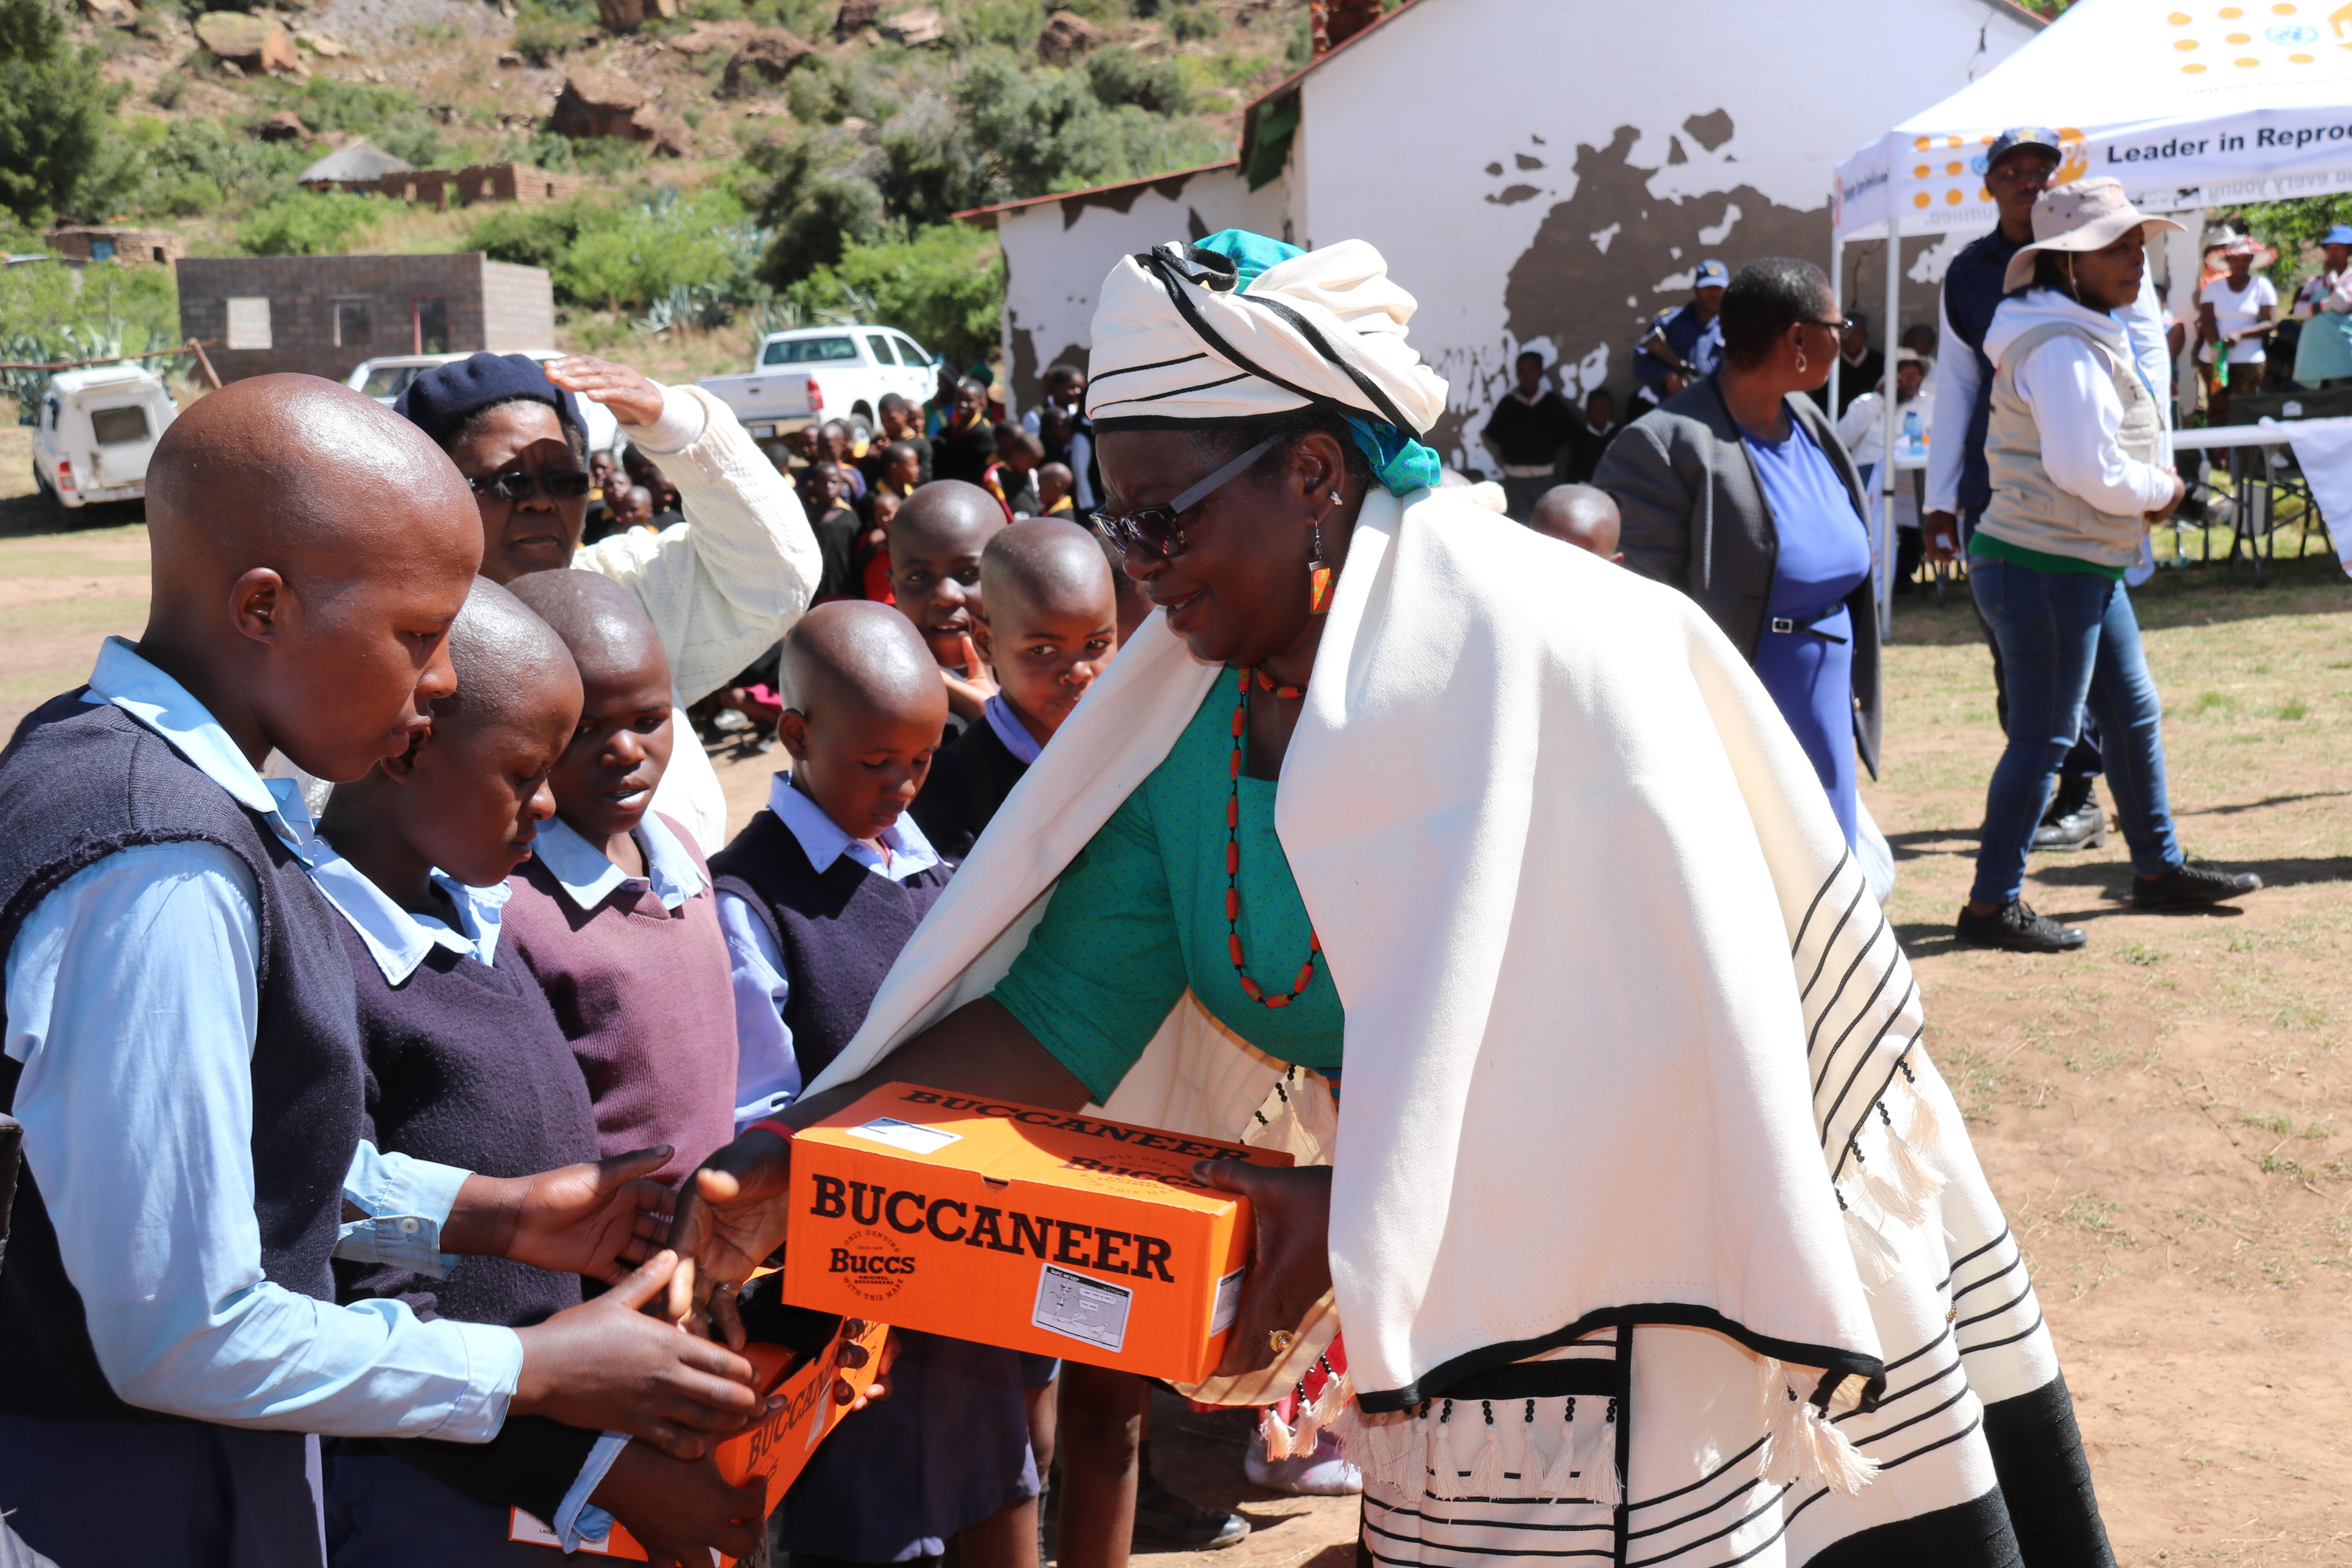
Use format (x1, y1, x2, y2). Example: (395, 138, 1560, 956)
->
(175, 254, 555, 382)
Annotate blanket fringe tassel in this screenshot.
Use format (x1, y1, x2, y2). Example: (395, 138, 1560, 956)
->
(1760, 1363, 1880, 1495)
(1840, 1187, 1901, 1284)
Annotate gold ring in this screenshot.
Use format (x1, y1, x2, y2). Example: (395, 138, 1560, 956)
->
(1268, 1329, 1296, 1354)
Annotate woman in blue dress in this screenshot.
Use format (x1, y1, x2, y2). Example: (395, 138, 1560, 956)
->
(1598, 257, 1880, 847)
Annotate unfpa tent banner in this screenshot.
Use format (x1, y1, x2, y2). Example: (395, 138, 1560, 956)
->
(1833, 0, 2352, 241)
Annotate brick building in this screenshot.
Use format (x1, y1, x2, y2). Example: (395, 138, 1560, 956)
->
(175, 253, 557, 384)
(377, 163, 585, 210)
(42, 226, 185, 267)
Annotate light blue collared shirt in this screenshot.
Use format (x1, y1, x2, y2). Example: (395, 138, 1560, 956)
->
(1, 638, 523, 1438)
(717, 773, 944, 1125)
(530, 812, 706, 915)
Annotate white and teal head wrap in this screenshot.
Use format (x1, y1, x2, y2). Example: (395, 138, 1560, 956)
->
(1084, 229, 1449, 495)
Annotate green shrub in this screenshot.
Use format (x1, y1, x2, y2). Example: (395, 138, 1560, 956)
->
(946, 0, 1043, 51)
(551, 187, 764, 312)
(138, 114, 304, 218)
(1084, 44, 1188, 113)
(1167, 2, 1219, 42)
(240, 189, 382, 255)
(0, 0, 140, 223)
(464, 196, 615, 271)
(786, 223, 1000, 368)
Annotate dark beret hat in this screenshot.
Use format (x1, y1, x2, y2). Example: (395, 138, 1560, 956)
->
(393, 352, 586, 449)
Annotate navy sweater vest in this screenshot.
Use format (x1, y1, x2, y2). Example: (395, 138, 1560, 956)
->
(708, 807, 953, 1085)
(909, 716, 1029, 863)
(330, 918, 598, 1330)
(328, 915, 604, 1518)
(0, 693, 363, 1422)
(1944, 226, 2029, 517)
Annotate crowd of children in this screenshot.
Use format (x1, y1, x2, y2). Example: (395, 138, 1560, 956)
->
(0, 345, 1301, 1567)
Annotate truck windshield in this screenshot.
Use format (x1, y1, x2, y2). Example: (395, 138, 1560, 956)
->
(359, 365, 421, 398)
(90, 405, 152, 445)
(762, 336, 860, 365)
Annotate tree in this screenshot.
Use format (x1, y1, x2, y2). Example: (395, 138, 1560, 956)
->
(0, 0, 139, 224)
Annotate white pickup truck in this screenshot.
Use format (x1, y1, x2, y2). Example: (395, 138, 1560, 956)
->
(30, 364, 179, 509)
(697, 325, 942, 439)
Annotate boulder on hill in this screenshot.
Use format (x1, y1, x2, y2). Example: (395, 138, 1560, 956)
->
(195, 11, 301, 73)
(721, 28, 813, 94)
(876, 6, 941, 45)
(1035, 8, 1103, 64)
(592, 0, 679, 33)
(668, 18, 752, 54)
(295, 28, 348, 55)
(256, 109, 309, 142)
(550, 67, 654, 140)
(833, 0, 878, 37)
(79, 0, 137, 30)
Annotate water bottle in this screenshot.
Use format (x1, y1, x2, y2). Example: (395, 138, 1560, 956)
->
(1901, 408, 1921, 458)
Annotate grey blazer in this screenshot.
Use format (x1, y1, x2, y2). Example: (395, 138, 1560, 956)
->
(1593, 377, 1881, 779)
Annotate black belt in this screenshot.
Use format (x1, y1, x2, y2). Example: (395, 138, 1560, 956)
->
(1769, 606, 1849, 644)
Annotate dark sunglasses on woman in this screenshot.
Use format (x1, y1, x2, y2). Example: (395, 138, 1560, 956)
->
(466, 468, 594, 503)
(1092, 434, 1281, 560)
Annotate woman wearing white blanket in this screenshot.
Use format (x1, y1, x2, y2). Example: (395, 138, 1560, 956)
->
(673, 232, 2112, 1567)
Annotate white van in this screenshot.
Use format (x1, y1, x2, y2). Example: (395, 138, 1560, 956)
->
(31, 365, 178, 509)
(345, 351, 622, 455)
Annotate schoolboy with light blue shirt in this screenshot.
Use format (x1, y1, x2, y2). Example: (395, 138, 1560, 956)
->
(309, 578, 763, 1566)
(0, 380, 758, 1568)
(706, 602, 1041, 1567)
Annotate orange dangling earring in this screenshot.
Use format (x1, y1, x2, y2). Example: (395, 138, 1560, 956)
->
(1308, 495, 1337, 615)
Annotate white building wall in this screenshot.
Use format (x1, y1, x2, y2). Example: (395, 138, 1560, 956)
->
(993, 163, 1289, 411)
(1291, 0, 2040, 466)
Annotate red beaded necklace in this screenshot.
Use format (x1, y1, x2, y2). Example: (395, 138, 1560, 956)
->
(1226, 666, 1321, 1009)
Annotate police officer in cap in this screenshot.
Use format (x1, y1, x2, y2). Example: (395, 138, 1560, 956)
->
(1923, 126, 2107, 853)
(1632, 259, 1728, 413)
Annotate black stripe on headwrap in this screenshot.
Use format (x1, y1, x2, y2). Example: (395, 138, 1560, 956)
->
(1141, 245, 1423, 438)
(1092, 372, 1254, 412)
(1086, 352, 1210, 387)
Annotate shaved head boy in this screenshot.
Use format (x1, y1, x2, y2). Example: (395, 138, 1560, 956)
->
(912, 517, 1116, 862)
(888, 480, 1005, 727)
(1529, 483, 1625, 564)
(774, 601, 949, 848)
(0, 379, 758, 1567)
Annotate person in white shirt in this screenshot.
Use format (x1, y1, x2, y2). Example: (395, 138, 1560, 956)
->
(394, 352, 823, 854)
(1836, 352, 1929, 588)
(2197, 237, 2278, 418)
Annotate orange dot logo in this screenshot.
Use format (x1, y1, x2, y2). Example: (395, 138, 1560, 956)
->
(1945, 190, 1964, 205)
(2176, 35, 2200, 46)
(2219, 5, 2243, 15)
(2227, 29, 2252, 39)
(1914, 163, 1931, 178)
(1914, 136, 1931, 151)
(2184, 60, 2209, 69)
(2274, 2, 2298, 10)
(2236, 52, 2260, 61)
(1913, 192, 1931, 209)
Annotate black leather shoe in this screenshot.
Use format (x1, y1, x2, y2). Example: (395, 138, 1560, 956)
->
(1955, 900, 2087, 953)
(1133, 1480, 1249, 1549)
(2134, 861, 2263, 909)
(2033, 778, 2106, 850)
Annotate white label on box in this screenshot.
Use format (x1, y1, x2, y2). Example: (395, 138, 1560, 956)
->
(1033, 1263, 1131, 1351)
(508, 1508, 620, 1554)
(1211, 1267, 1245, 1334)
(846, 1117, 962, 1156)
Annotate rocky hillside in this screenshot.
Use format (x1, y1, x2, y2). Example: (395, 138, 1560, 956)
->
(3, 0, 1328, 381)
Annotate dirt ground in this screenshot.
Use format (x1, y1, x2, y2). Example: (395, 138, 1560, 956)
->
(4, 425, 2347, 1564)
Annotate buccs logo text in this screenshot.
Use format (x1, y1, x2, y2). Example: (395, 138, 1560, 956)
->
(826, 1227, 912, 1301)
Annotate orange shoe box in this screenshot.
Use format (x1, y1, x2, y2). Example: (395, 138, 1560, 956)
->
(508, 1315, 887, 1561)
(779, 1083, 1292, 1383)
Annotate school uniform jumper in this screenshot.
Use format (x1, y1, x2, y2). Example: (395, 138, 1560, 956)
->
(310, 861, 621, 1565)
(501, 812, 740, 1181)
(908, 695, 1041, 863)
(0, 640, 520, 1568)
(710, 779, 1040, 1563)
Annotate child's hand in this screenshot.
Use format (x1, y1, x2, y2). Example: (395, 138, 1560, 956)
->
(590, 1443, 766, 1567)
(940, 633, 996, 722)
(664, 1129, 798, 1338)
(448, 1146, 677, 1283)
(512, 1250, 766, 1460)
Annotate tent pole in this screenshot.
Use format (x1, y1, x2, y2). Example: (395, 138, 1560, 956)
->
(1829, 233, 1845, 416)
(1880, 224, 1901, 644)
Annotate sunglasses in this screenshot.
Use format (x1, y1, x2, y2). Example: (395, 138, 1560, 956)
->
(1092, 435, 1281, 560)
(1807, 316, 1856, 333)
(467, 468, 593, 503)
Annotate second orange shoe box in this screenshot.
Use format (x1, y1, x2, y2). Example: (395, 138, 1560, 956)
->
(780, 1083, 1292, 1382)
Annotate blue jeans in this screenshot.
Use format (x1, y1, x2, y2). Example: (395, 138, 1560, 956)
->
(1968, 557, 2181, 907)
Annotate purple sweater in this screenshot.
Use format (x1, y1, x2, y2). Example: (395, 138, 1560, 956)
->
(501, 814, 739, 1185)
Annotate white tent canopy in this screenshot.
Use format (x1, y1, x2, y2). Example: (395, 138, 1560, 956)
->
(1835, 0, 2352, 243)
